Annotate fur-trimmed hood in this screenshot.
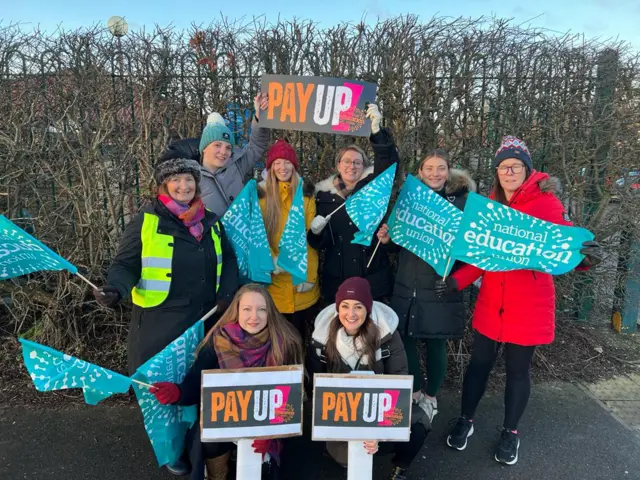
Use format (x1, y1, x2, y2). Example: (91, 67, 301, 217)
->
(257, 174, 316, 199)
(537, 175, 562, 196)
(314, 166, 375, 197)
(513, 170, 563, 202)
(312, 301, 399, 347)
(445, 168, 477, 196)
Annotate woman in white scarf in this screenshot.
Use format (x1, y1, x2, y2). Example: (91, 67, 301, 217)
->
(306, 277, 429, 480)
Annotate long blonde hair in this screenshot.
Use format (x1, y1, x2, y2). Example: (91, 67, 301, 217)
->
(263, 168, 300, 251)
(198, 284, 304, 365)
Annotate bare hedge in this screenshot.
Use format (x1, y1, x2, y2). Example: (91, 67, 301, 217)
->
(0, 16, 639, 359)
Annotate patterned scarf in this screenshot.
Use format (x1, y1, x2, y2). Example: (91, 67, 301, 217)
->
(333, 174, 356, 199)
(212, 322, 283, 464)
(158, 194, 205, 241)
(212, 322, 276, 370)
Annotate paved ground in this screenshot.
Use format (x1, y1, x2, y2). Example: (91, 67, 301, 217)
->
(1, 381, 639, 480)
(584, 373, 640, 434)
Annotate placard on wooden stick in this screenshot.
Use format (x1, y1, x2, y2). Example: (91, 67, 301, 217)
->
(311, 373, 413, 442)
(259, 74, 377, 137)
(200, 365, 304, 442)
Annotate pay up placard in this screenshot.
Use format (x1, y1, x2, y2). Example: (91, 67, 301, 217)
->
(260, 74, 377, 137)
(312, 374, 413, 441)
(200, 366, 304, 441)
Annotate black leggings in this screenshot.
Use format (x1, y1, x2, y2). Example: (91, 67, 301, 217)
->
(461, 330, 536, 431)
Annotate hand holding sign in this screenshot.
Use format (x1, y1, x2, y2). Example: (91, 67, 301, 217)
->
(254, 93, 268, 120)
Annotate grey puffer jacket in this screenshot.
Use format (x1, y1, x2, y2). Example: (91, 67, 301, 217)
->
(159, 123, 270, 218)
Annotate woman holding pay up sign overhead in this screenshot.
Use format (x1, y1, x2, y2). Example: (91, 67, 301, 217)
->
(308, 104, 399, 305)
(436, 136, 603, 465)
(377, 149, 476, 427)
(149, 284, 303, 480)
(307, 277, 430, 480)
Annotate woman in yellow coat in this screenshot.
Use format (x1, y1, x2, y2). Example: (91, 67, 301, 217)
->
(258, 139, 320, 342)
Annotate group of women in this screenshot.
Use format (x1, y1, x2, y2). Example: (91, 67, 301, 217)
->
(93, 97, 603, 480)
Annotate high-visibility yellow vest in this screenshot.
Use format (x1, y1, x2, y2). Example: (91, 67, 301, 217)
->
(131, 213, 222, 308)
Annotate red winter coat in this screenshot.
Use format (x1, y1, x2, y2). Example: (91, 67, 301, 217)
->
(453, 171, 581, 346)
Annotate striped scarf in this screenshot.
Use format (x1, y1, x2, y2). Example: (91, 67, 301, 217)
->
(157, 194, 205, 241)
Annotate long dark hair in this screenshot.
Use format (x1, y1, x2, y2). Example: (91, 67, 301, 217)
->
(198, 284, 304, 365)
(324, 313, 380, 372)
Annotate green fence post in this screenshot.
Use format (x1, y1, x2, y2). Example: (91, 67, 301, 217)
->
(576, 48, 619, 322)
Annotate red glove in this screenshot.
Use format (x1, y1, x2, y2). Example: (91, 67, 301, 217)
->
(150, 382, 181, 405)
(252, 439, 270, 455)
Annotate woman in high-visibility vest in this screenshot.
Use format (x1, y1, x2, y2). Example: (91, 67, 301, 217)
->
(93, 156, 238, 475)
(149, 283, 303, 480)
(257, 139, 320, 343)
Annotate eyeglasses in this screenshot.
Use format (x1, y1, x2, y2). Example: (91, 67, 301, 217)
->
(497, 164, 525, 175)
(340, 159, 364, 168)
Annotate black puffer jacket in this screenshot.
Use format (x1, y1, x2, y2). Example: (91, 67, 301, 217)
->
(308, 128, 399, 303)
(307, 301, 408, 380)
(106, 199, 238, 373)
(390, 170, 476, 340)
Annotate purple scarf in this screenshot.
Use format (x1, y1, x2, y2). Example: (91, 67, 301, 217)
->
(158, 194, 205, 241)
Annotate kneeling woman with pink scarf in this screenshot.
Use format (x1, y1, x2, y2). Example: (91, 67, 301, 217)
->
(150, 284, 304, 480)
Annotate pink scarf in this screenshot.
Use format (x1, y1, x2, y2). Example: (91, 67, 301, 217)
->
(158, 195, 205, 241)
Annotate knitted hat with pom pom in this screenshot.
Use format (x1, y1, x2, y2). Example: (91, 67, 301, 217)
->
(494, 135, 532, 171)
(199, 112, 234, 153)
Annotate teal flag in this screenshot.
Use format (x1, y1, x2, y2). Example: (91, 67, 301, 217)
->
(387, 175, 463, 277)
(346, 164, 397, 246)
(451, 192, 594, 274)
(0, 215, 77, 279)
(221, 180, 273, 283)
(248, 182, 275, 283)
(277, 177, 307, 285)
(132, 320, 204, 467)
(19, 338, 131, 405)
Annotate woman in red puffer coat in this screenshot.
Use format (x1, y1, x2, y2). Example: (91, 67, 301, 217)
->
(437, 136, 603, 466)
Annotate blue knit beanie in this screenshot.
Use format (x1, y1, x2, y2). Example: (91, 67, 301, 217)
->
(199, 112, 234, 153)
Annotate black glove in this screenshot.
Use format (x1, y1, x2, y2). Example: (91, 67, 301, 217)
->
(93, 286, 122, 308)
(580, 240, 603, 268)
(434, 277, 458, 298)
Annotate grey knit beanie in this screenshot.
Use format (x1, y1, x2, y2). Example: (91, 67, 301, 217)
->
(154, 158, 202, 185)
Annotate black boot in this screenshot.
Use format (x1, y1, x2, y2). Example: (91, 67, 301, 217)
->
(262, 458, 281, 480)
(390, 466, 408, 480)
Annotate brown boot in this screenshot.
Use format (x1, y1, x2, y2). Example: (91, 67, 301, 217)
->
(205, 451, 230, 480)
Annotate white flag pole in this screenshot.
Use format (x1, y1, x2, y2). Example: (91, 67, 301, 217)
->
(327, 202, 346, 218)
(366, 239, 382, 269)
(74, 272, 100, 291)
(441, 256, 454, 281)
(131, 378, 153, 389)
(236, 438, 263, 480)
(200, 305, 219, 323)
(347, 441, 373, 480)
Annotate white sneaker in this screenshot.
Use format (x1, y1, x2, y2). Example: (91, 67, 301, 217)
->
(416, 393, 438, 423)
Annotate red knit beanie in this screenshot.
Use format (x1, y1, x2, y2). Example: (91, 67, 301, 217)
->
(266, 140, 299, 171)
(335, 277, 373, 315)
